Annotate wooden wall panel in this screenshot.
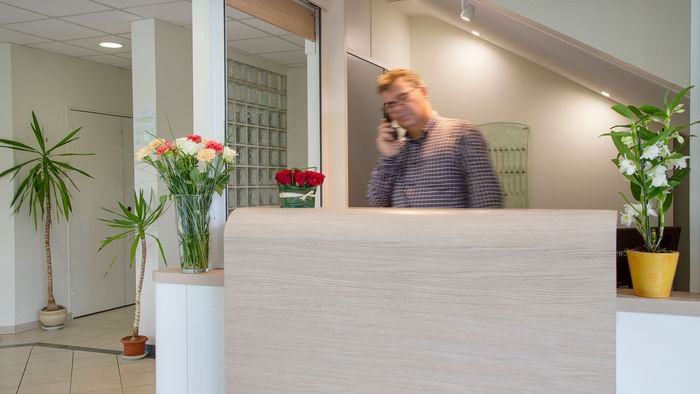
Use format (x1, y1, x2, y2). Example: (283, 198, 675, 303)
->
(226, 0, 315, 41)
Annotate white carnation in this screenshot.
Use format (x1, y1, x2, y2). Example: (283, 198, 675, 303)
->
(175, 137, 201, 155)
(222, 147, 237, 164)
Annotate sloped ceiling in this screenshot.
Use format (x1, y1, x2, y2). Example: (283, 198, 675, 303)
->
(395, 0, 687, 109)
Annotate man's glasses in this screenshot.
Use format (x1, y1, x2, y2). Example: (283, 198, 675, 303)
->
(383, 87, 416, 111)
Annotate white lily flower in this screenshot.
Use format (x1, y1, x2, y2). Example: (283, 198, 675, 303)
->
(618, 157, 636, 176)
(621, 136, 635, 148)
(668, 156, 689, 170)
(657, 143, 671, 158)
(175, 137, 201, 155)
(619, 210, 634, 226)
(641, 144, 661, 160)
(648, 165, 668, 187)
(638, 202, 657, 217)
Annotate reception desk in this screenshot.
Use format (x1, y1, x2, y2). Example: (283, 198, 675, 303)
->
(224, 208, 617, 393)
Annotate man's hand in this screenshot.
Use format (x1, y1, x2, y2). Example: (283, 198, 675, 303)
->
(376, 119, 400, 157)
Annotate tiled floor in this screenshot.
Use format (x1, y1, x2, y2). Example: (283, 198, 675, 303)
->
(0, 306, 155, 394)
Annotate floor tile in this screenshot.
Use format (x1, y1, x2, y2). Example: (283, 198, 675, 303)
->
(123, 384, 156, 394)
(18, 380, 70, 394)
(119, 360, 154, 376)
(73, 354, 117, 370)
(0, 363, 26, 378)
(24, 358, 73, 374)
(120, 371, 154, 388)
(0, 374, 21, 389)
(20, 368, 72, 386)
(0, 346, 31, 366)
(1, 306, 155, 394)
(74, 389, 123, 394)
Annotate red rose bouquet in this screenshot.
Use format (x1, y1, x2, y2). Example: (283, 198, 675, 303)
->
(274, 168, 325, 208)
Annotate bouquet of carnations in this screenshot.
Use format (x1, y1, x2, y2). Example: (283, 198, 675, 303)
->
(274, 168, 325, 208)
(135, 134, 236, 272)
(135, 134, 236, 196)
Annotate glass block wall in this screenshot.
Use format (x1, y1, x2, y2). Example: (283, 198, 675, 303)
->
(226, 60, 288, 214)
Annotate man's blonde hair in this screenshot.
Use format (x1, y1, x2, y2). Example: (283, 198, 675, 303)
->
(376, 68, 425, 93)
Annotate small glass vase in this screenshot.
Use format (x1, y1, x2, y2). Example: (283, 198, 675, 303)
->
(278, 184, 317, 208)
(174, 194, 212, 273)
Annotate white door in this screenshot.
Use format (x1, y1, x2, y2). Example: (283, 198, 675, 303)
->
(68, 109, 134, 317)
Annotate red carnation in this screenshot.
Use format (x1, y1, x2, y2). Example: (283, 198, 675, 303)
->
(205, 141, 224, 153)
(275, 169, 293, 185)
(155, 140, 175, 156)
(306, 171, 325, 187)
(186, 134, 202, 143)
(294, 170, 307, 187)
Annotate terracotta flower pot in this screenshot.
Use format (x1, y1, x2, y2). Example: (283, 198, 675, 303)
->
(121, 335, 148, 357)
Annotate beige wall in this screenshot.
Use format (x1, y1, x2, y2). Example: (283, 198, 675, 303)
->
(491, 0, 691, 87)
(3, 44, 131, 327)
(286, 66, 308, 168)
(410, 16, 628, 210)
(345, 0, 410, 68)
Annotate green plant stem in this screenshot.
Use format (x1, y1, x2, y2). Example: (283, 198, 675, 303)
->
(634, 125, 652, 251)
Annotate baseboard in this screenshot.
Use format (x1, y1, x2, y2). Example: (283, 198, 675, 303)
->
(145, 344, 156, 358)
(0, 313, 74, 334)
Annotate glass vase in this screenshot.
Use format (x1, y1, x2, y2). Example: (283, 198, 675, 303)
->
(278, 184, 317, 208)
(174, 194, 212, 273)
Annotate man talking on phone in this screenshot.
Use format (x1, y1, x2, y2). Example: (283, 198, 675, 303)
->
(367, 68, 503, 208)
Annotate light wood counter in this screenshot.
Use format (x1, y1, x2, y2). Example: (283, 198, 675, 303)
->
(224, 208, 617, 393)
(617, 289, 700, 317)
(153, 267, 224, 287)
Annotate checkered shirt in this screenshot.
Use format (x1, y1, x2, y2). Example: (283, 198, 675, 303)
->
(367, 115, 503, 208)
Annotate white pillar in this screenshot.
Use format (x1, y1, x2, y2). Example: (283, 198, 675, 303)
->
(192, 0, 226, 267)
(690, 0, 700, 291)
(320, 0, 349, 207)
(0, 43, 16, 330)
(131, 18, 193, 344)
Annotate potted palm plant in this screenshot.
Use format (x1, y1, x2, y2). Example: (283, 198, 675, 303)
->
(603, 86, 697, 297)
(99, 189, 168, 358)
(0, 112, 92, 328)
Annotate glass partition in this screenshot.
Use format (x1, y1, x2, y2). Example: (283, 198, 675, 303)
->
(224, 3, 320, 213)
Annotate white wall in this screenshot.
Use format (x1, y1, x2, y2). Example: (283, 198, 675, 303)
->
(3, 44, 131, 328)
(410, 16, 627, 210)
(132, 18, 193, 344)
(0, 44, 15, 329)
(491, 0, 691, 87)
(287, 66, 308, 168)
(345, 0, 410, 68)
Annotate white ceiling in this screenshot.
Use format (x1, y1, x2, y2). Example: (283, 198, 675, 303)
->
(0, 0, 306, 69)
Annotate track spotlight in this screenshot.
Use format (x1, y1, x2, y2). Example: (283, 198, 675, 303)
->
(461, 0, 475, 22)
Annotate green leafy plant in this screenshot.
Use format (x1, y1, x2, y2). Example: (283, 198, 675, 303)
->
(0, 112, 92, 312)
(99, 189, 168, 341)
(602, 86, 698, 252)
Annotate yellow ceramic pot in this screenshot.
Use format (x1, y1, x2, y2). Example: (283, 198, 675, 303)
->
(627, 250, 679, 298)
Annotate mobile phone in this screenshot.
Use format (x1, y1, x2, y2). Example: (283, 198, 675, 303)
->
(382, 109, 398, 140)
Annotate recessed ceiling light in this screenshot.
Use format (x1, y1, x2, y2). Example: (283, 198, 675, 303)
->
(471, 31, 481, 37)
(600, 91, 611, 98)
(99, 42, 123, 49)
